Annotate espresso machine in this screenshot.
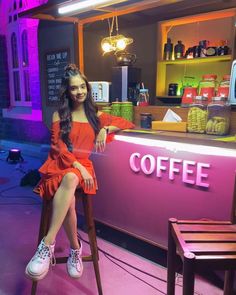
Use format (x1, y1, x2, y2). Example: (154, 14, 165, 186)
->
(111, 66, 141, 105)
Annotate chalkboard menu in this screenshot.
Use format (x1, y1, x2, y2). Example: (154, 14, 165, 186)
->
(45, 48, 70, 105)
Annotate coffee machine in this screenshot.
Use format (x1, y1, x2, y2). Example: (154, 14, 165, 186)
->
(111, 66, 141, 105)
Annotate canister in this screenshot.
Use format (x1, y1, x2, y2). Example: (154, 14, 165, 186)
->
(206, 97, 230, 135)
(111, 102, 121, 117)
(101, 106, 112, 114)
(198, 74, 218, 102)
(120, 101, 133, 122)
(140, 113, 152, 129)
(217, 75, 230, 99)
(187, 96, 208, 133)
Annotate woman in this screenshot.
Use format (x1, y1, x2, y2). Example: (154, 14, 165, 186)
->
(25, 64, 134, 281)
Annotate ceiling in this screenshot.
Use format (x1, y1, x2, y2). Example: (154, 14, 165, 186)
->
(19, 0, 236, 26)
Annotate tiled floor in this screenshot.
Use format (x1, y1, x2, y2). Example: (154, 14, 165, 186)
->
(0, 149, 225, 295)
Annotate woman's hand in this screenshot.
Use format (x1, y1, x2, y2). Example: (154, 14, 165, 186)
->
(73, 161, 94, 191)
(95, 128, 108, 152)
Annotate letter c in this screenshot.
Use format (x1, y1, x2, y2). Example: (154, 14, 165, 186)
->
(129, 153, 141, 173)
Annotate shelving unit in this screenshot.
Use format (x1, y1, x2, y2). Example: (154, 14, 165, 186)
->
(156, 9, 236, 97)
(159, 55, 232, 65)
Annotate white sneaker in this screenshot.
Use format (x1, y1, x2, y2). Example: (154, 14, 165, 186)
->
(25, 238, 56, 281)
(67, 242, 83, 279)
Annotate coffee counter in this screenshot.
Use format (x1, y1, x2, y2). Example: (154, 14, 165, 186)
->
(91, 127, 236, 249)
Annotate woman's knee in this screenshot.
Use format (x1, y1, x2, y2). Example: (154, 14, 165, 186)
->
(61, 172, 79, 189)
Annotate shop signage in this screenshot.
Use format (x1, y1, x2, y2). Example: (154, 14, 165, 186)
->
(129, 152, 210, 188)
(45, 48, 70, 105)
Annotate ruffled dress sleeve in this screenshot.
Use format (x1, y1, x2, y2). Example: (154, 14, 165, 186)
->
(99, 112, 135, 129)
(99, 112, 135, 143)
(39, 121, 77, 176)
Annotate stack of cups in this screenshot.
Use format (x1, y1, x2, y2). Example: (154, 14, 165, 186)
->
(111, 102, 121, 117)
(120, 102, 134, 122)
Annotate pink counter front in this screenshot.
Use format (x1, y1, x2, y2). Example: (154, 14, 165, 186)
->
(91, 132, 236, 248)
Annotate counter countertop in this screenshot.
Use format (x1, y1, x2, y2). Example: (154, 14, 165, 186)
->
(120, 128, 236, 150)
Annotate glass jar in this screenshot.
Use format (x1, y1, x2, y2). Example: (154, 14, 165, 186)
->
(137, 89, 149, 106)
(120, 101, 134, 122)
(101, 106, 112, 114)
(187, 96, 208, 133)
(206, 97, 230, 135)
(217, 75, 230, 99)
(140, 113, 152, 129)
(111, 102, 121, 117)
(198, 74, 218, 102)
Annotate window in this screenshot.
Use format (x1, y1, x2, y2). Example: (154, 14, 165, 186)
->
(11, 32, 18, 68)
(13, 71, 21, 101)
(23, 70, 30, 101)
(13, 1, 17, 10)
(21, 30, 28, 66)
(19, 0, 23, 8)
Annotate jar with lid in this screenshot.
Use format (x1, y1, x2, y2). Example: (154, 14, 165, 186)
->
(217, 75, 230, 99)
(140, 113, 152, 129)
(187, 96, 208, 133)
(198, 74, 218, 102)
(120, 101, 134, 122)
(137, 89, 149, 106)
(111, 101, 121, 117)
(206, 97, 230, 135)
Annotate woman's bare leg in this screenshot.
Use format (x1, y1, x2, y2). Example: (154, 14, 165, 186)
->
(63, 197, 80, 249)
(44, 172, 79, 245)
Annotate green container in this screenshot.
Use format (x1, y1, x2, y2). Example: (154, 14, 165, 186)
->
(120, 101, 133, 122)
(111, 102, 121, 117)
(101, 106, 112, 114)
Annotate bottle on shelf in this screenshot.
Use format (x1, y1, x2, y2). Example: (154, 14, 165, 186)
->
(174, 40, 185, 59)
(217, 40, 230, 56)
(163, 38, 173, 61)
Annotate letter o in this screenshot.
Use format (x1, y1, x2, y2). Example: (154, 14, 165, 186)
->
(140, 154, 155, 175)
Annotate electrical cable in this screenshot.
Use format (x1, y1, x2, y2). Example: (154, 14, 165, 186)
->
(77, 233, 207, 295)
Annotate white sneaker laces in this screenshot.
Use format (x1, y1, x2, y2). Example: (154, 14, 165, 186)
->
(36, 243, 56, 266)
(71, 250, 81, 268)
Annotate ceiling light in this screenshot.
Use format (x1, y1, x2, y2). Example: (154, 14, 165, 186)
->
(101, 16, 133, 54)
(58, 0, 126, 15)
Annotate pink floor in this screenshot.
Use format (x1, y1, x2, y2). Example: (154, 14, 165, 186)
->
(0, 152, 225, 295)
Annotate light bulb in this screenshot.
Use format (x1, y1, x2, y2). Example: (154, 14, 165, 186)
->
(102, 42, 112, 53)
(116, 38, 126, 50)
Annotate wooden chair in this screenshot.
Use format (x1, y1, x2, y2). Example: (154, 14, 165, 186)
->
(30, 191, 103, 295)
(167, 177, 236, 295)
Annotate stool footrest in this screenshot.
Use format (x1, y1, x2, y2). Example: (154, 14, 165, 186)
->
(55, 255, 93, 264)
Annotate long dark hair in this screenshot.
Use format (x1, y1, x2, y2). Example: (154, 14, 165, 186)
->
(58, 64, 100, 150)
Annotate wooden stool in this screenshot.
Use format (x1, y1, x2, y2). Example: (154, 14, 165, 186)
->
(167, 178, 236, 295)
(31, 191, 103, 295)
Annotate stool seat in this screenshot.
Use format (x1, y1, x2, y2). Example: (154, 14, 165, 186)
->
(31, 191, 103, 295)
(167, 218, 236, 295)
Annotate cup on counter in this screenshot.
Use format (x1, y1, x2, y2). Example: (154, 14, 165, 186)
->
(140, 113, 152, 129)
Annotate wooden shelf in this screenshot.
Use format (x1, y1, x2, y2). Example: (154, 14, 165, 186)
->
(159, 55, 232, 65)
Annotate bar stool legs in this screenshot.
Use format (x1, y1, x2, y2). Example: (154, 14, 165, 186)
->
(167, 218, 177, 295)
(30, 194, 103, 295)
(82, 195, 102, 295)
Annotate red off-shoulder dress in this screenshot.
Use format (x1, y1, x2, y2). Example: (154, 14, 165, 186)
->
(36, 112, 134, 199)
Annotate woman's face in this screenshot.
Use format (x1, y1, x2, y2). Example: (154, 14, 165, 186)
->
(68, 74, 88, 105)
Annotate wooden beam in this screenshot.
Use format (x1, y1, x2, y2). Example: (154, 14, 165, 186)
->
(80, 0, 185, 25)
(78, 23, 84, 72)
(28, 13, 78, 23)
